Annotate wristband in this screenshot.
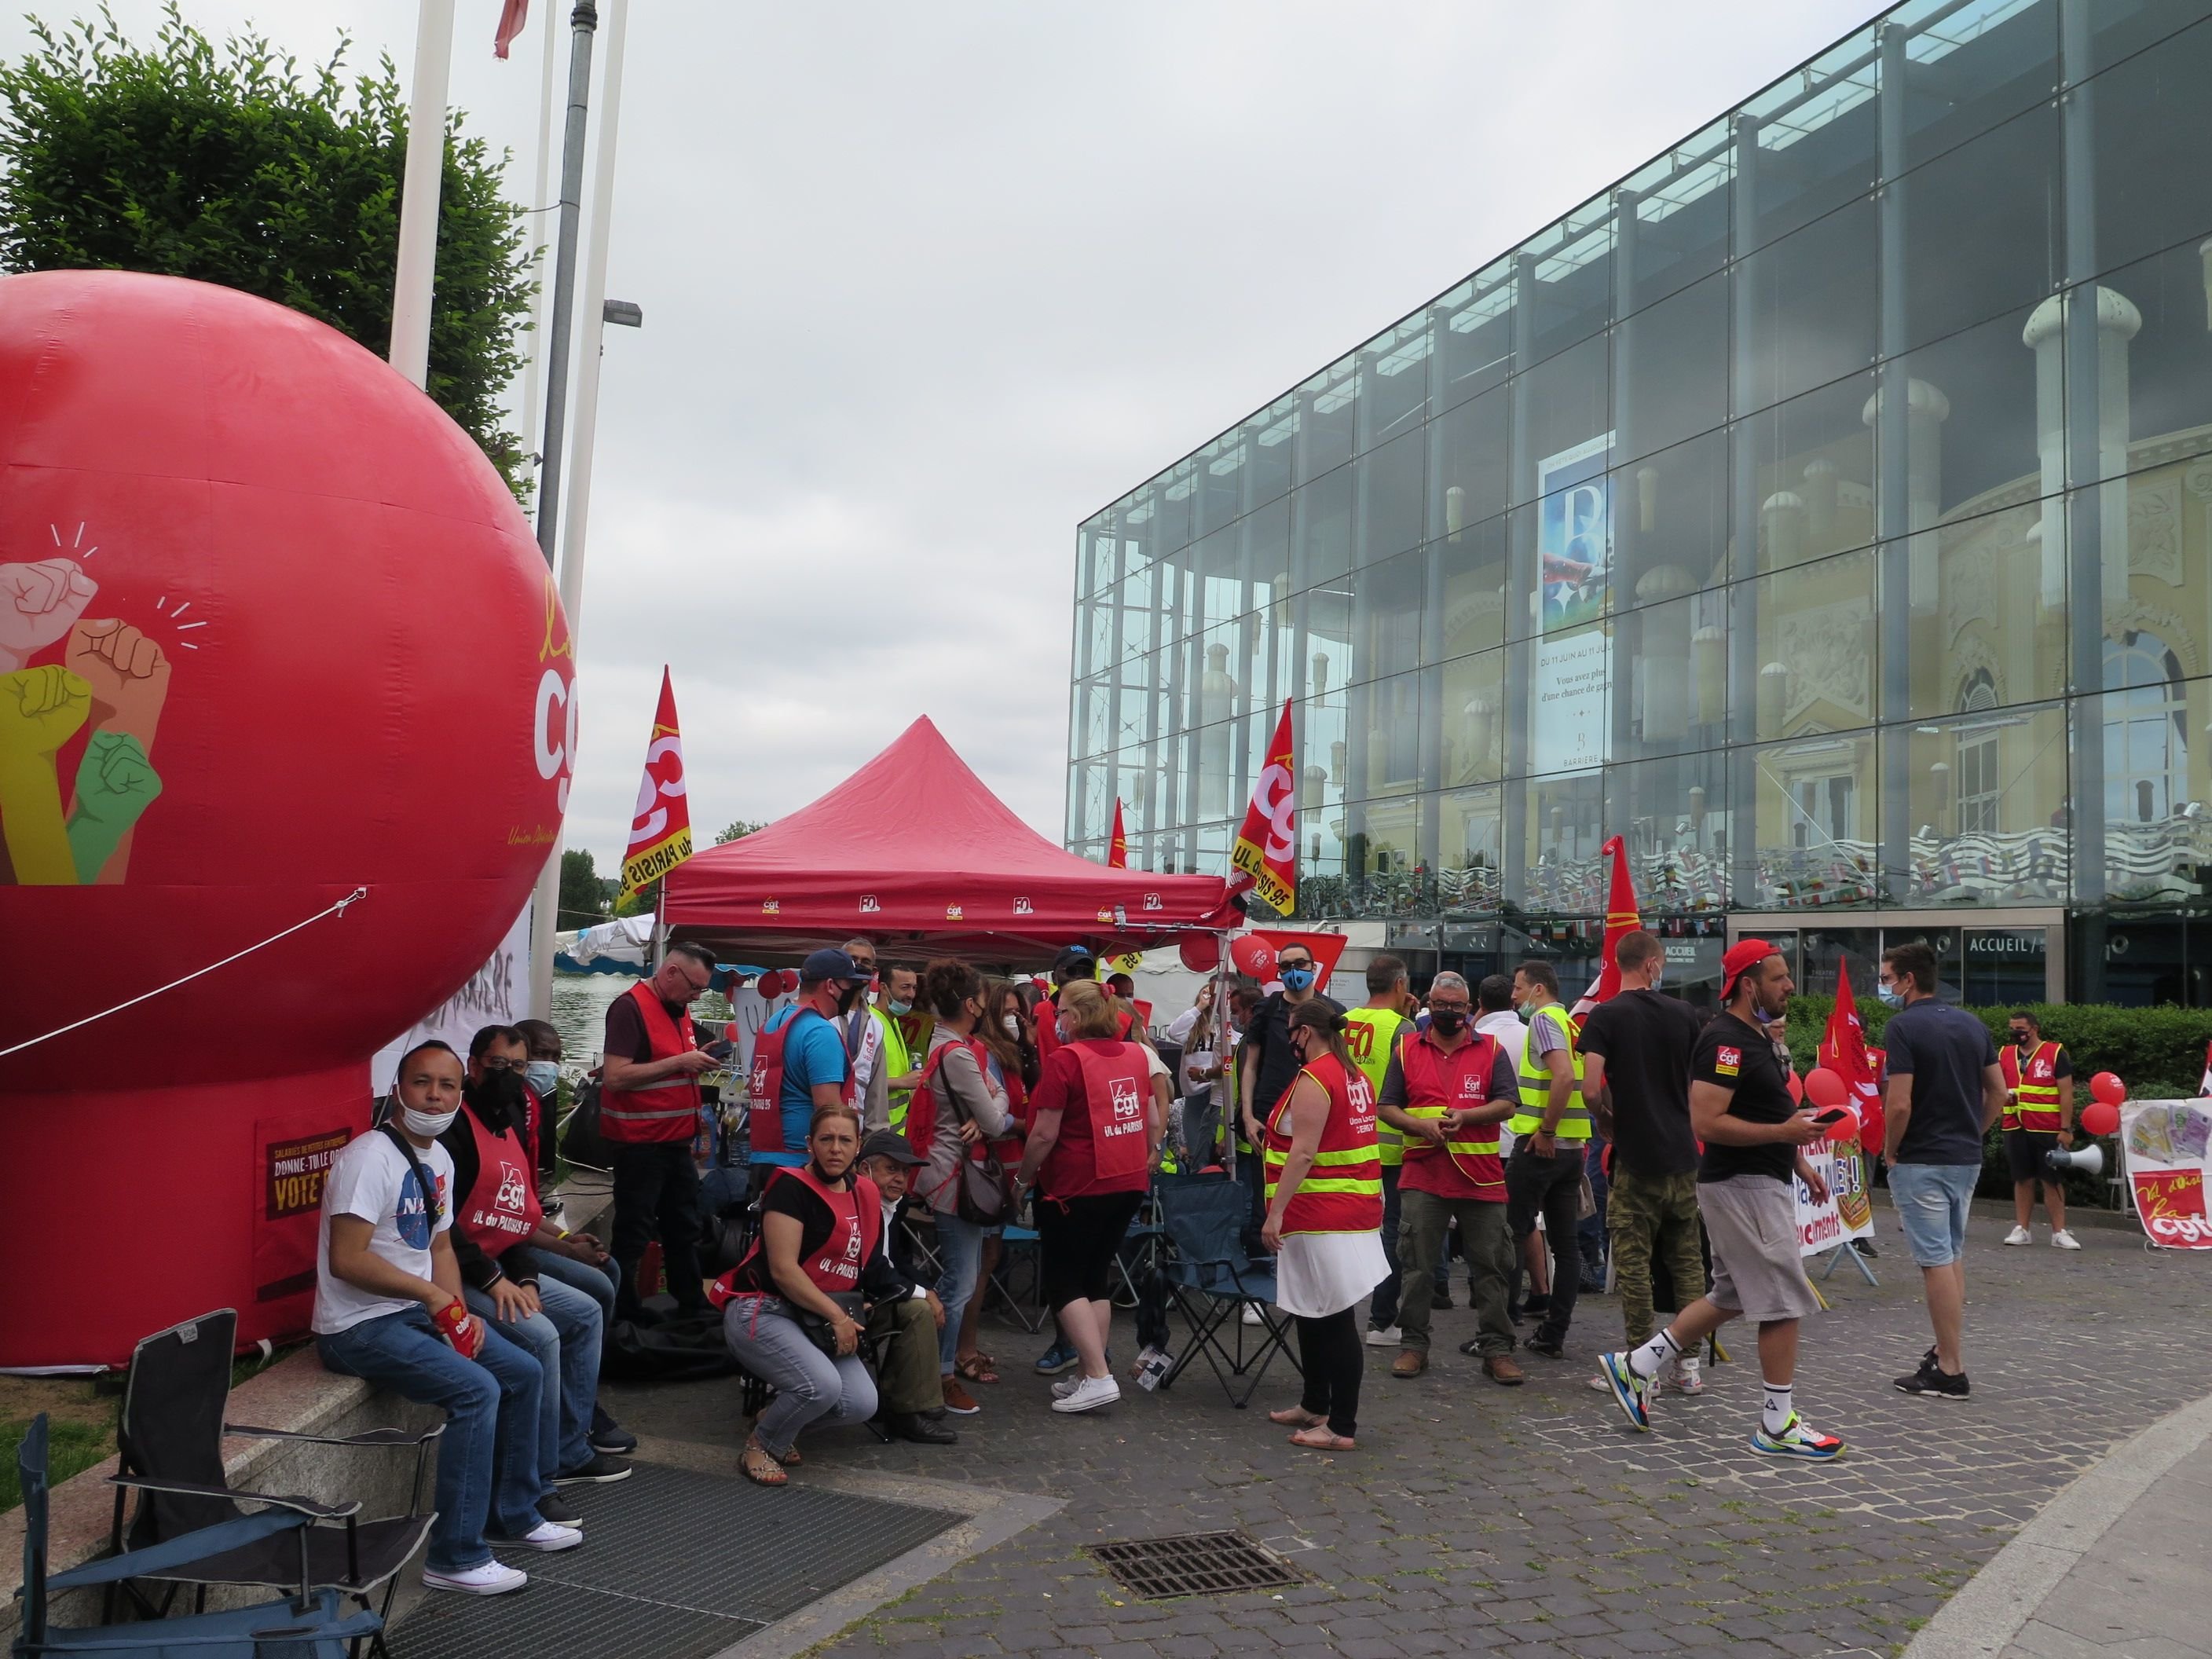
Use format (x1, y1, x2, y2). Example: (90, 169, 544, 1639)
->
(432, 1298, 483, 1359)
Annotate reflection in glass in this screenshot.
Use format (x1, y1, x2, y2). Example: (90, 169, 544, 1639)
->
(1737, 199, 1878, 416)
(1737, 372, 1878, 571)
(1742, 731, 1882, 908)
(1437, 518, 1511, 663)
(1520, 200, 1613, 365)
(1752, 548, 1877, 741)
(1525, 771, 1606, 911)
(1431, 384, 1511, 539)
(1899, 102, 2059, 357)
(1433, 261, 1516, 411)
(1296, 464, 1354, 586)
(1605, 750, 1730, 912)
(1437, 650, 1507, 785)
(2091, 17, 2212, 282)
(1616, 270, 1730, 464)
(1894, 703, 2068, 905)
(1617, 119, 1733, 314)
(1892, 0, 2057, 174)
(1737, 22, 1881, 250)
(1434, 783, 1503, 914)
(1894, 504, 2065, 720)
(1358, 427, 1426, 566)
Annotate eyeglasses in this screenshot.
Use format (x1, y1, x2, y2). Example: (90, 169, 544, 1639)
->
(478, 1057, 522, 1072)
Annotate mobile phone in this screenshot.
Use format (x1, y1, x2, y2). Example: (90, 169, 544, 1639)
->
(1809, 1107, 1851, 1127)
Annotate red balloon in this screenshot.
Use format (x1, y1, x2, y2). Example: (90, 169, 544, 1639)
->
(1179, 931, 1221, 973)
(2081, 1100, 2121, 1137)
(0, 272, 565, 1364)
(1804, 1068, 1851, 1110)
(1229, 933, 1277, 980)
(1785, 1070, 1804, 1104)
(2089, 1071, 2127, 1107)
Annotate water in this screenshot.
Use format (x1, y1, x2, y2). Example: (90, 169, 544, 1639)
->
(549, 974, 731, 1068)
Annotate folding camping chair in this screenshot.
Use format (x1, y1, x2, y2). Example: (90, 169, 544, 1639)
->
(1155, 1174, 1300, 1408)
(101, 1310, 434, 1658)
(982, 1221, 1049, 1335)
(17, 1415, 381, 1659)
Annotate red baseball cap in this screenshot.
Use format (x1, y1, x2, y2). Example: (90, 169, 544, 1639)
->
(1721, 938, 1779, 998)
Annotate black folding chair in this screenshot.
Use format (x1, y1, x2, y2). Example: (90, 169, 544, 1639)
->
(17, 1414, 380, 1659)
(1155, 1175, 1300, 1408)
(102, 1311, 435, 1658)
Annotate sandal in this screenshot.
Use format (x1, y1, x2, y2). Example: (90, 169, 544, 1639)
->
(1267, 1405, 1327, 1427)
(955, 1353, 1000, 1385)
(777, 1445, 803, 1467)
(1287, 1425, 1356, 1451)
(740, 1437, 788, 1487)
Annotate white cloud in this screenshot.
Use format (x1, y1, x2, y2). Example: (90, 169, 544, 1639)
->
(0, 0, 1878, 877)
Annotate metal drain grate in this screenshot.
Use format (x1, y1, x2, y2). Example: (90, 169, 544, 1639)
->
(1088, 1529, 1303, 1600)
(394, 1578, 759, 1659)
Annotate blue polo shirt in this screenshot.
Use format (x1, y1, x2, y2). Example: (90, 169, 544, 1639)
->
(753, 1004, 848, 1166)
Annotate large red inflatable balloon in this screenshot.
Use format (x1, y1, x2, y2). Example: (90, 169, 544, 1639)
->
(0, 273, 569, 1365)
(1229, 933, 1276, 980)
(2080, 1100, 2121, 1137)
(2089, 1071, 2127, 1107)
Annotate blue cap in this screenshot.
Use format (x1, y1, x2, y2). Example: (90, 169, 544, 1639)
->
(800, 947, 871, 984)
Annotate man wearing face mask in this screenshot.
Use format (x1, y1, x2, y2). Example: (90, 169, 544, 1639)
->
(316, 1042, 573, 1594)
(602, 941, 721, 1323)
(444, 1027, 631, 1510)
(877, 964, 931, 1130)
(752, 947, 873, 1175)
(1238, 941, 1343, 1249)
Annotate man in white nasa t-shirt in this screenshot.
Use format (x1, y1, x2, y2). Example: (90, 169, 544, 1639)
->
(313, 1040, 576, 1596)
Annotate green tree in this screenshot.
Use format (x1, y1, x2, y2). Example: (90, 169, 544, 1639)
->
(715, 819, 766, 844)
(0, 6, 535, 496)
(558, 847, 608, 927)
(611, 876, 657, 918)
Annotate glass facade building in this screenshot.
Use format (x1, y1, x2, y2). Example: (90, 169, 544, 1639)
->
(1066, 0, 2212, 1006)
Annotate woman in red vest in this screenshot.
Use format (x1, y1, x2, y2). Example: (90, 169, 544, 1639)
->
(948, 979, 1038, 1389)
(1012, 979, 1161, 1415)
(1262, 1000, 1388, 1451)
(708, 1104, 907, 1487)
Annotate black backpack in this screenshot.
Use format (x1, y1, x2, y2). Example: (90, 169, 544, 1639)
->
(560, 1076, 613, 1170)
(599, 1307, 738, 1382)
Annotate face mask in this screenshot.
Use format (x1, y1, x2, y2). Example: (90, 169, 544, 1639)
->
(1877, 984, 1904, 1009)
(401, 1104, 458, 1138)
(1002, 1014, 1022, 1035)
(838, 983, 866, 1014)
(1752, 1005, 1774, 1028)
(524, 1060, 560, 1096)
(1430, 1008, 1467, 1036)
(1280, 965, 1316, 992)
(888, 998, 913, 1016)
(2010, 1031, 2030, 1048)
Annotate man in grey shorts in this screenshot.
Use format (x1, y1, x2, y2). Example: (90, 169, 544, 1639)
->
(1596, 939, 1844, 1460)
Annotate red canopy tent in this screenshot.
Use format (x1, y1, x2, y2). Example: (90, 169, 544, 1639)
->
(663, 716, 1241, 964)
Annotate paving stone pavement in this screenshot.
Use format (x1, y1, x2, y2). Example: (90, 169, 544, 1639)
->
(606, 1211, 2211, 1659)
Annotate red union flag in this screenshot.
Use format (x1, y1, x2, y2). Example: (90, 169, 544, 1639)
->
(1230, 700, 1298, 915)
(494, 0, 530, 59)
(1819, 958, 1886, 1154)
(1574, 836, 1641, 1012)
(621, 668, 693, 895)
(1108, 797, 1128, 868)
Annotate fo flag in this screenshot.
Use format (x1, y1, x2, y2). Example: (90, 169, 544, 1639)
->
(1108, 798, 1129, 868)
(1230, 699, 1298, 916)
(621, 668, 692, 895)
(494, 0, 530, 58)
(1574, 836, 1642, 1013)
(1819, 958, 1886, 1154)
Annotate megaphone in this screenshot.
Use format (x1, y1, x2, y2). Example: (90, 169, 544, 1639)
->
(2045, 1142, 2105, 1178)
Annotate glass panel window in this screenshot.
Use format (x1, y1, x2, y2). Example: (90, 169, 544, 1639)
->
(1196, 431, 1243, 539)
(1438, 649, 1507, 786)
(1517, 334, 1612, 503)
(1295, 464, 1354, 587)
(1434, 783, 1504, 915)
(1737, 372, 1880, 571)
(1752, 548, 1878, 741)
(1360, 314, 1432, 452)
(1436, 515, 1511, 661)
(1892, 0, 2059, 173)
(1616, 269, 1730, 465)
(1434, 261, 1517, 412)
(1616, 588, 1721, 758)
(1152, 462, 1195, 555)
(1430, 383, 1511, 539)
(1299, 357, 1359, 482)
(1357, 427, 1426, 567)
(1617, 118, 1734, 314)
(2082, 242, 2212, 490)
(1243, 496, 1292, 606)
(1345, 795, 1426, 918)
(1344, 672, 1426, 800)
(2093, 18, 2212, 280)
(1736, 198, 1878, 416)
(1521, 200, 1614, 365)
(1350, 545, 1425, 687)
(1605, 750, 1730, 912)
(1617, 429, 1730, 602)
(1243, 396, 1298, 509)
(1525, 770, 1607, 912)
(1900, 101, 2060, 356)
(1741, 731, 1883, 909)
(1892, 703, 2069, 906)
(2102, 633, 2190, 826)
(2080, 0, 2212, 77)
(1893, 501, 2066, 720)
(1738, 22, 1882, 251)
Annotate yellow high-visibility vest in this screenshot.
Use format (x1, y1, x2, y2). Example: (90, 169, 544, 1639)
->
(1509, 1002, 1591, 1141)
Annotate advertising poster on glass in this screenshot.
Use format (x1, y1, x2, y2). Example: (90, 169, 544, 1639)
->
(2122, 1099, 2212, 1249)
(1536, 434, 1612, 633)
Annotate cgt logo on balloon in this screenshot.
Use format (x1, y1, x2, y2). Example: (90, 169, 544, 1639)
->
(533, 573, 577, 816)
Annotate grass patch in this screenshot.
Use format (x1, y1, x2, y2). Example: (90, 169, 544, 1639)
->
(0, 1382, 115, 1514)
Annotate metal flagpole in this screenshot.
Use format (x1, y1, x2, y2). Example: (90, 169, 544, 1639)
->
(516, 4, 561, 446)
(527, 1, 601, 1020)
(388, 0, 455, 386)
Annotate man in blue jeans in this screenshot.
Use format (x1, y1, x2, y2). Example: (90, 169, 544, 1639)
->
(1878, 943, 2007, 1401)
(315, 1040, 579, 1596)
(445, 1027, 632, 1517)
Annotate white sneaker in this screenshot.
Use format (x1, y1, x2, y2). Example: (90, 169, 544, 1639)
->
(1666, 1357, 1705, 1396)
(1585, 1372, 1611, 1393)
(2050, 1229, 2082, 1251)
(493, 1521, 582, 1553)
(423, 1558, 529, 1595)
(1050, 1373, 1122, 1413)
(1364, 1324, 1401, 1347)
(1052, 1373, 1086, 1399)
(1241, 1305, 1265, 1326)
(2003, 1225, 2032, 1246)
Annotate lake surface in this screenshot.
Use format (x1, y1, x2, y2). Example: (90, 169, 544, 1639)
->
(550, 973, 731, 1068)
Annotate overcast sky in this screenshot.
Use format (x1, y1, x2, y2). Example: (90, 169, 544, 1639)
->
(3, 0, 1878, 877)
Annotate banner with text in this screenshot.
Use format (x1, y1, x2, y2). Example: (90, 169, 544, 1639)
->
(370, 902, 533, 1093)
(2122, 1099, 2212, 1249)
(1795, 1141, 1875, 1257)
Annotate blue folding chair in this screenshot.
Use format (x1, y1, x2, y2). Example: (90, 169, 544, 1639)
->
(13, 1414, 381, 1658)
(1155, 1175, 1299, 1408)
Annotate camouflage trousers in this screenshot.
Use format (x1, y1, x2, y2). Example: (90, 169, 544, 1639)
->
(1606, 1166, 1707, 1348)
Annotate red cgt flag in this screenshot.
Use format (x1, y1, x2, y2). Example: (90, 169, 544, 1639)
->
(1108, 797, 1128, 868)
(1819, 958, 1886, 1152)
(1573, 836, 1642, 1013)
(621, 668, 693, 895)
(1229, 700, 1298, 915)
(494, 0, 530, 59)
